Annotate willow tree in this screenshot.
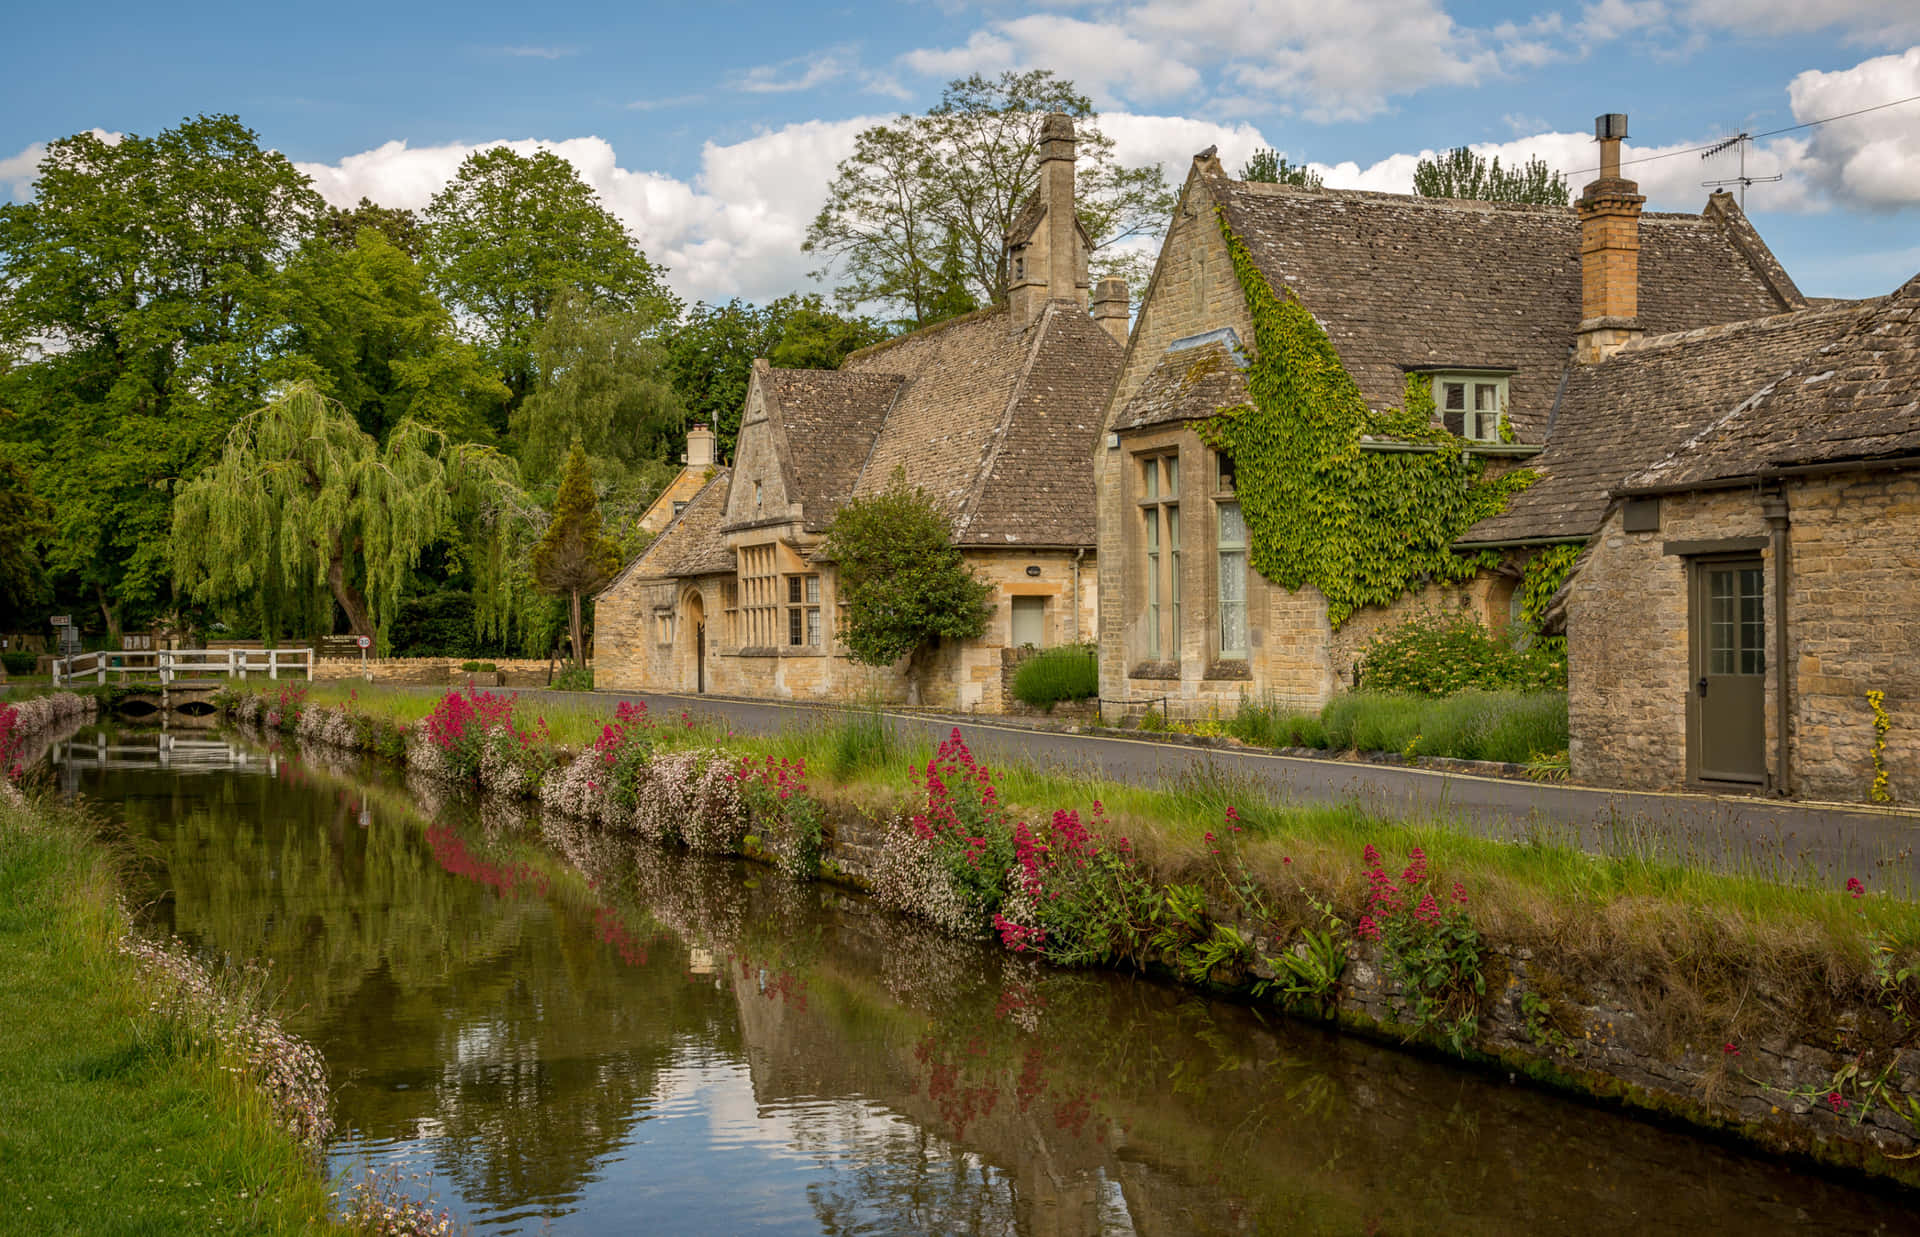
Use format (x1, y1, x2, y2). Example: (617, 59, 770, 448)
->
(172, 382, 525, 646)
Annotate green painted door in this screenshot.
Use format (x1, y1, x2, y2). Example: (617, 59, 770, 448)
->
(1690, 559, 1767, 785)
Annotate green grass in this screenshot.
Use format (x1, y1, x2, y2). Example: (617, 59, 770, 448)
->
(1225, 690, 1566, 764)
(0, 795, 342, 1236)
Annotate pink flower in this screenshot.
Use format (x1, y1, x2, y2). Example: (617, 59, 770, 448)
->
(1722, 1042, 1740, 1056)
(1828, 1091, 1849, 1112)
(1846, 877, 1865, 898)
(1362, 843, 1381, 867)
(1451, 882, 1469, 906)
(1354, 915, 1380, 942)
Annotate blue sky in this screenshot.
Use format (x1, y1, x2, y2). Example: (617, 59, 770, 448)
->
(4, 0, 1918, 303)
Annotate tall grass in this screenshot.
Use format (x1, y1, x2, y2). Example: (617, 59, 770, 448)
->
(1225, 690, 1567, 764)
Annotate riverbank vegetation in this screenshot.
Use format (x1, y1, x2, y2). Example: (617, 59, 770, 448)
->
(0, 792, 340, 1234)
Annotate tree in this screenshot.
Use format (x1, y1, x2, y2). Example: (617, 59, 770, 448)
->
(516, 291, 682, 483)
(821, 470, 990, 704)
(1412, 148, 1570, 205)
(172, 383, 525, 645)
(804, 71, 1175, 327)
(532, 440, 622, 666)
(665, 294, 887, 459)
(275, 228, 506, 444)
(319, 197, 422, 257)
(1241, 148, 1323, 188)
(420, 147, 678, 423)
(0, 446, 52, 620)
(0, 114, 324, 639)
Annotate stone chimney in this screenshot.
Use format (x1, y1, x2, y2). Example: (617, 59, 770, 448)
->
(1575, 112, 1645, 364)
(1092, 278, 1130, 345)
(685, 422, 715, 469)
(1007, 113, 1091, 328)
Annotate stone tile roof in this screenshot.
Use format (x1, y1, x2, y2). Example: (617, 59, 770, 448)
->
(845, 302, 1122, 547)
(760, 369, 904, 530)
(1207, 176, 1803, 445)
(1625, 274, 1920, 492)
(1462, 303, 1873, 544)
(602, 469, 735, 594)
(1111, 332, 1251, 432)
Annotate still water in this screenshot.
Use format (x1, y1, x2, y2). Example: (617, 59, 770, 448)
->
(48, 724, 1920, 1235)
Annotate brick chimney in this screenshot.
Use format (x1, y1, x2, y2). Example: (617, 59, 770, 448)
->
(1575, 112, 1645, 364)
(685, 422, 715, 469)
(1092, 278, 1129, 344)
(1007, 113, 1090, 328)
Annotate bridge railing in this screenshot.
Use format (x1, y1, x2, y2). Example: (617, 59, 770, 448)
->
(52, 647, 315, 686)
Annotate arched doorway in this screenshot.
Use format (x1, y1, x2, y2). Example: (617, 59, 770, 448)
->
(681, 591, 706, 694)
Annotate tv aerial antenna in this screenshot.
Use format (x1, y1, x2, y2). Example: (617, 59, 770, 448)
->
(1700, 132, 1780, 210)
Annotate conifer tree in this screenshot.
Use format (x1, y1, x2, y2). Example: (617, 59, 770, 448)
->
(532, 440, 623, 666)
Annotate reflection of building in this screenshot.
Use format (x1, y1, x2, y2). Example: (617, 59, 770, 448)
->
(686, 946, 715, 976)
(597, 115, 1124, 711)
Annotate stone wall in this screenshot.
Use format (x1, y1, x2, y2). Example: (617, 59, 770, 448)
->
(1568, 469, 1917, 802)
(311, 657, 560, 687)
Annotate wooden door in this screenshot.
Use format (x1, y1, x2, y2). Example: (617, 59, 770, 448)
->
(696, 622, 706, 695)
(1689, 558, 1767, 785)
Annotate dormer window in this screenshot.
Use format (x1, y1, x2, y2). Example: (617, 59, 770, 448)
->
(1429, 373, 1509, 442)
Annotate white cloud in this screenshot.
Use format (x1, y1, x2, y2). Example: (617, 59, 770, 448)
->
(734, 54, 850, 94)
(1677, 0, 1920, 42)
(1785, 46, 1920, 209)
(497, 45, 576, 59)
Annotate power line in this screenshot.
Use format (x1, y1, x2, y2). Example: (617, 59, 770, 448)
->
(1566, 91, 1920, 178)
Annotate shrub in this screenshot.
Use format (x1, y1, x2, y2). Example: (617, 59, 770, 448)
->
(553, 665, 593, 691)
(460, 661, 498, 673)
(872, 729, 1016, 935)
(989, 802, 1158, 967)
(1010, 643, 1098, 711)
(1358, 612, 1565, 696)
(1355, 843, 1485, 1052)
(1318, 690, 1567, 763)
(1, 651, 37, 675)
(1226, 695, 1328, 749)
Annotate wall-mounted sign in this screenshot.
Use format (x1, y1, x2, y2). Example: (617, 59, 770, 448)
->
(49, 615, 70, 626)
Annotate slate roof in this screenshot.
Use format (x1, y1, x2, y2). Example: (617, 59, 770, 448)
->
(601, 468, 735, 595)
(1207, 176, 1803, 445)
(844, 302, 1123, 547)
(1462, 302, 1874, 544)
(1624, 273, 1920, 492)
(1111, 332, 1250, 432)
(759, 368, 903, 530)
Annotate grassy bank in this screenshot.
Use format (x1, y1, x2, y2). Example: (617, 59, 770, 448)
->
(0, 793, 340, 1236)
(227, 682, 1920, 1174)
(1152, 688, 1570, 766)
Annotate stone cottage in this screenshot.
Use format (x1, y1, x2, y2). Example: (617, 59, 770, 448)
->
(1539, 275, 1919, 801)
(596, 115, 1125, 710)
(1095, 114, 1803, 718)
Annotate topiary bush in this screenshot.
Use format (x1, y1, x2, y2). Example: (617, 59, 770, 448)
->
(1357, 612, 1565, 696)
(553, 666, 593, 691)
(1010, 643, 1098, 711)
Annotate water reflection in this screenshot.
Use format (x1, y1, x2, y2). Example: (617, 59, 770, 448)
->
(52, 726, 1915, 1236)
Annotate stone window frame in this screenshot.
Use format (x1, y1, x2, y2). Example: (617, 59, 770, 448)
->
(1429, 372, 1509, 442)
(785, 572, 822, 650)
(652, 607, 674, 647)
(1135, 449, 1181, 661)
(739, 543, 779, 647)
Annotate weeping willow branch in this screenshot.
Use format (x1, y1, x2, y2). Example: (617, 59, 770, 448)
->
(172, 382, 532, 649)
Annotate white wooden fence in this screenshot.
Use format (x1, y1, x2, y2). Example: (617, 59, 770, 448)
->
(51, 648, 315, 686)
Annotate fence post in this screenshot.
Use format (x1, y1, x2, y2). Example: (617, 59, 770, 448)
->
(236, 648, 245, 681)
(96, 654, 105, 686)
(304, 648, 313, 682)
(269, 649, 278, 681)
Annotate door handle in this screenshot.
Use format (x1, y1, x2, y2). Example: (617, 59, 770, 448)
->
(1697, 677, 1708, 698)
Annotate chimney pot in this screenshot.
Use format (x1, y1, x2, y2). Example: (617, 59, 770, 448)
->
(1576, 111, 1645, 363)
(685, 422, 716, 469)
(1091, 278, 1129, 345)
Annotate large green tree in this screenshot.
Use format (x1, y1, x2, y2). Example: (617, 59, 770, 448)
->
(515, 291, 682, 484)
(803, 71, 1175, 327)
(1413, 148, 1570, 205)
(276, 228, 507, 444)
(420, 148, 677, 423)
(0, 115, 323, 638)
(172, 383, 525, 645)
(532, 440, 622, 665)
(0, 435, 52, 623)
(665, 293, 887, 458)
(821, 470, 990, 704)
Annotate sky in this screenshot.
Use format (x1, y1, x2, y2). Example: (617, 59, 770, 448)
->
(3, 0, 1918, 305)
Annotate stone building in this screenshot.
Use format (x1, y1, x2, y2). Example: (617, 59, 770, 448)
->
(1548, 274, 1920, 802)
(1095, 115, 1802, 718)
(633, 422, 718, 540)
(596, 115, 1125, 709)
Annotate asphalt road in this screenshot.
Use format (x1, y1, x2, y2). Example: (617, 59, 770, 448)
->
(483, 685, 1920, 885)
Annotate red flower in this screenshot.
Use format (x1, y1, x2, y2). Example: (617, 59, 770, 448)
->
(1845, 877, 1865, 898)
(1828, 1091, 1849, 1112)
(1362, 843, 1381, 867)
(1722, 1042, 1740, 1055)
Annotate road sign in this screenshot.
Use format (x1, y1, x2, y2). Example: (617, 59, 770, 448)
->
(49, 615, 70, 626)
(357, 635, 371, 650)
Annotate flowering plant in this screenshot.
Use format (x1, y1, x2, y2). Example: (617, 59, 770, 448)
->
(734, 755, 827, 878)
(1355, 843, 1485, 1051)
(989, 801, 1156, 967)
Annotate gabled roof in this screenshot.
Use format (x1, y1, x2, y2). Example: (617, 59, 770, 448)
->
(1207, 174, 1803, 445)
(844, 301, 1122, 547)
(600, 468, 735, 596)
(1112, 332, 1251, 433)
(1624, 273, 1920, 492)
(759, 368, 903, 530)
(1462, 302, 1874, 544)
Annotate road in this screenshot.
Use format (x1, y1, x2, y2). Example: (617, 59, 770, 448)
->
(485, 686, 1919, 885)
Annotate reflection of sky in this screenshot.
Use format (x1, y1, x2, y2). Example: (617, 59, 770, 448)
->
(329, 1039, 1067, 1236)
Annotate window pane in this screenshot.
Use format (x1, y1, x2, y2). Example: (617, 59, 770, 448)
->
(1740, 569, 1765, 675)
(1217, 501, 1245, 549)
(1444, 382, 1465, 410)
(1475, 383, 1496, 411)
(1220, 550, 1247, 656)
(1142, 459, 1157, 500)
(788, 608, 802, 645)
(1166, 456, 1179, 497)
(806, 608, 821, 647)
(788, 576, 802, 603)
(1709, 570, 1735, 675)
(1217, 453, 1235, 492)
(806, 576, 820, 604)
(1145, 509, 1158, 550)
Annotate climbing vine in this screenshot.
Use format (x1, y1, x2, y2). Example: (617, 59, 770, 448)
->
(1200, 215, 1537, 627)
(1517, 543, 1581, 650)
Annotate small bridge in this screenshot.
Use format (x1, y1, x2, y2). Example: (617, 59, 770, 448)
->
(51, 648, 314, 688)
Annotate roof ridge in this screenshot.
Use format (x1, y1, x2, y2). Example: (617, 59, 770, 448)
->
(840, 304, 1010, 368)
(1611, 299, 1879, 359)
(1216, 173, 1579, 216)
(1702, 191, 1806, 312)
(599, 467, 731, 595)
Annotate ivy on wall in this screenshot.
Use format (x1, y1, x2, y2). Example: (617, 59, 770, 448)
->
(1517, 543, 1581, 646)
(1199, 215, 1538, 628)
